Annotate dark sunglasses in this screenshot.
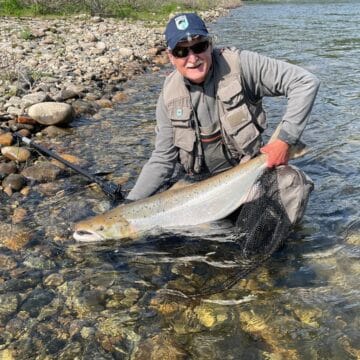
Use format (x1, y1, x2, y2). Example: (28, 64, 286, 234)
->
(171, 40, 210, 58)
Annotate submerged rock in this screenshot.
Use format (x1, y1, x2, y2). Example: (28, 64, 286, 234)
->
(0, 223, 32, 251)
(21, 162, 62, 182)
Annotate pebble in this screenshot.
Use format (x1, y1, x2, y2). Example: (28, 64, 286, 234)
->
(0, 132, 13, 146)
(41, 125, 71, 137)
(0, 162, 17, 179)
(21, 161, 62, 182)
(2, 173, 26, 191)
(1, 146, 31, 162)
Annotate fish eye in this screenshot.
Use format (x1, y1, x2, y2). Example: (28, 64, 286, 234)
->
(98, 226, 104, 231)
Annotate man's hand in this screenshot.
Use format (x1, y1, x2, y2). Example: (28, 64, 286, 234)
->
(260, 139, 290, 168)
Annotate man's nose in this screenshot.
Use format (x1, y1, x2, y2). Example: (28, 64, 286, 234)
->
(187, 50, 198, 61)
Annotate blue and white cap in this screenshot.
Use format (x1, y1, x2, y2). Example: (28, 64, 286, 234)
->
(164, 13, 209, 50)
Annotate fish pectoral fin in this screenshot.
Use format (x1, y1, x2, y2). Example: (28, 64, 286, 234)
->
(73, 230, 104, 242)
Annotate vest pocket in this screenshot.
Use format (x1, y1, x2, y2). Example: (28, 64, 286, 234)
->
(174, 128, 196, 173)
(217, 80, 244, 110)
(174, 127, 196, 152)
(222, 106, 261, 155)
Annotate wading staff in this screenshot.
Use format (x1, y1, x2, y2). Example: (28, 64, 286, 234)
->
(12, 132, 123, 202)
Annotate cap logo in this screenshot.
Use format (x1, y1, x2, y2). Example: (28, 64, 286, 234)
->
(175, 15, 189, 31)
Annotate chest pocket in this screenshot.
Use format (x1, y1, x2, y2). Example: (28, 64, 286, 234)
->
(218, 81, 261, 156)
(168, 106, 195, 152)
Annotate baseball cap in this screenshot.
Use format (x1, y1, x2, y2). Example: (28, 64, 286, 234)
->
(164, 13, 209, 50)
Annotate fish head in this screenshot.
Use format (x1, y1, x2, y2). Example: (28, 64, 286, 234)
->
(73, 207, 133, 242)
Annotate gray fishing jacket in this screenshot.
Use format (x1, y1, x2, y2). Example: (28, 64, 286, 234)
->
(127, 48, 320, 201)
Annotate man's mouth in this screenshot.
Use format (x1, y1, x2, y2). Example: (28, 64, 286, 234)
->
(186, 61, 203, 69)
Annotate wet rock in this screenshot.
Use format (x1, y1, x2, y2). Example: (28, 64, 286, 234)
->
(37, 297, 64, 321)
(72, 99, 98, 115)
(96, 98, 112, 108)
(0, 162, 17, 180)
(43, 273, 65, 287)
(5, 316, 26, 337)
(0, 223, 32, 251)
(80, 326, 96, 339)
(50, 153, 83, 170)
(28, 102, 74, 126)
(0, 133, 13, 146)
(293, 306, 322, 328)
(111, 91, 128, 103)
(1, 146, 31, 162)
(21, 161, 62, 182)
(97, 313, 140, 338)
(2, 173, 26, 191)
(0, 254, 17, 270)
(19, 186, 30, 196)
(21, 288, 55, 317)
(0, 348, 16, 360)
(41, 125, 71, 138)
(132, 334, 189, 360)
(11, 207, 28, 224)
(35, 182, 62, 196)
(0, 294, 19, 325)
(57, 342, 83, 360)
(23, 254, 56, 270)
(69, 291, 106, 318)
(1, 275, 41, 293)
(194, 304, 229, 329)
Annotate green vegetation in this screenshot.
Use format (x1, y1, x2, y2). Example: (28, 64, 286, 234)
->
(0, 0, 242, 19)
(19, 26, 33, 40)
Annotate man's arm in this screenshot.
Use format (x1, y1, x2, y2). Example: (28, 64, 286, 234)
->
(126, 93, 178, 201)
(240, 50, 320, 167)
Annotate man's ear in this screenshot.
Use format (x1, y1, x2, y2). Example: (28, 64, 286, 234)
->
(167, 50, 176, 66)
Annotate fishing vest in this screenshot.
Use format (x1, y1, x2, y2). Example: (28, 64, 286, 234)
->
(163, 47, 267, 174)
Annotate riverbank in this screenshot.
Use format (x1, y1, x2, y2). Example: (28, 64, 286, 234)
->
(0, 8, 230, 202)
(0, 9, 228, 120)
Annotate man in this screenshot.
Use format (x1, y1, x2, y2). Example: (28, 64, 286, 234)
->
(127, 13, 319, 225)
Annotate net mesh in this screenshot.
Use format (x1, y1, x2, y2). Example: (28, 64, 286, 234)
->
(235, 168, 292, 259)
(163, 168, 293, 298)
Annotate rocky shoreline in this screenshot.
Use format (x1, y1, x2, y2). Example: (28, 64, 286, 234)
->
(0, 9, 227, 201)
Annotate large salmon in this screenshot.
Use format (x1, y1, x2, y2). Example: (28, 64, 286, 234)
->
(73, 129, 307, 242)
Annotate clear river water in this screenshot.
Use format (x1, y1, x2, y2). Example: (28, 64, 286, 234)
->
(0, 1, 359, 359)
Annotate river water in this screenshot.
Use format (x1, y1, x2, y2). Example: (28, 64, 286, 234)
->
(1, 1, 359, 359)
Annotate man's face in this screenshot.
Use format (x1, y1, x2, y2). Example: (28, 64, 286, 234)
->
(167, 37, 212, 84)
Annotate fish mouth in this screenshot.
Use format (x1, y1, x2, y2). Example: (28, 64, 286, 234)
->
(73, 230, 104, 242)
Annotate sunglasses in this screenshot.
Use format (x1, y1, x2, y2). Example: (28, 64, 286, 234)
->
(171, 40, 210, 58)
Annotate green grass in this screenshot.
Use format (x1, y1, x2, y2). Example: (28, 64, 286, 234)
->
(0, 0, 242, 19)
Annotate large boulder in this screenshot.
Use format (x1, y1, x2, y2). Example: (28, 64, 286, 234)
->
(28, 102, 74, 126)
